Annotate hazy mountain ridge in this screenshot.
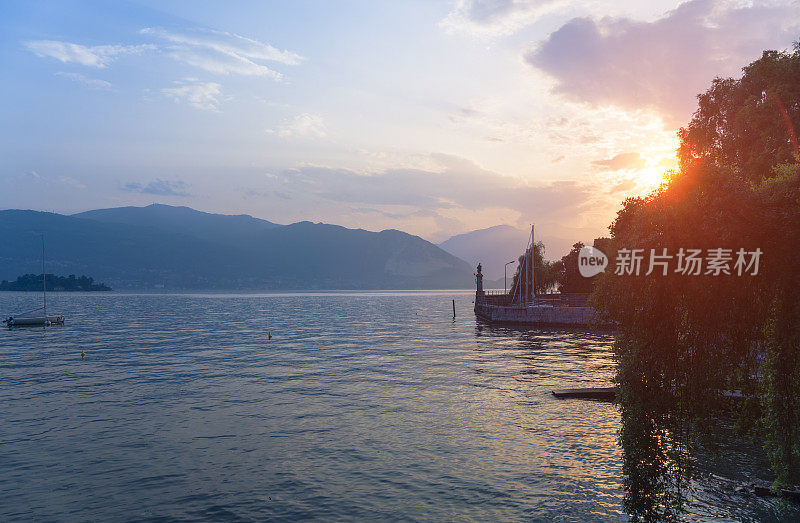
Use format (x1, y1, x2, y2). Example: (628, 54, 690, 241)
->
(74, 204, 281, 248)
(439, 225, 528, 281)
(0, 209, 256, 289)
(439, 225, 579, 280)
(0, 206, 474, 290)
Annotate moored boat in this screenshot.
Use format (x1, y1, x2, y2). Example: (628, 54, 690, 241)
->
(4, 313, 65, 327)
(3, 234, 65, 328)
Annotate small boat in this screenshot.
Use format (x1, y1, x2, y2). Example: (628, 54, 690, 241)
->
(551, 387, 615, 401)
(4, 312, 65, 327)
(3, 234, 65, 327)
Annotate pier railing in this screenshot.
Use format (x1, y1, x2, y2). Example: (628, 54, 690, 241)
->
(479, 291, 590, 307)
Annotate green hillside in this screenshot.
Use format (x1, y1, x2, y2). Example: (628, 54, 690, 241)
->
(0, 207, 474, 290)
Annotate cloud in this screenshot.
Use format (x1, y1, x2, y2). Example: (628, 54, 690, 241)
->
(141, 27, 302, 79)
(592, 152, 645, 171)
(24, 28, 301, 81)
(525, 0, 800, 126)
(55, 71, 112, 90)
(441, 0, 566, 35)
(24, 40, 153, 67)
(267, 113, 327, 138)
(608, 179, 636, 193)
(17, 170, 85, 189)
(658, 156, 679, 169)
(263, 154, 593, 221)
(162, 79, 223, 111)
(350, 207, 437, 220)
(57, 176, 86, 189)
(122, 179, 190, 196)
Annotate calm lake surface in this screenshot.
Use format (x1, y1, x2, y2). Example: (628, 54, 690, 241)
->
(0, 292, 792, 521)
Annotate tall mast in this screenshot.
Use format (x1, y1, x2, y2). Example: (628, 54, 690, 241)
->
(524, 232, 529, 305)
(531, 224, 535, 303)
(42, 234, 47, 317)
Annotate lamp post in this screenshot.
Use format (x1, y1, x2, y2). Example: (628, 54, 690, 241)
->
(504, 260, 516, 295)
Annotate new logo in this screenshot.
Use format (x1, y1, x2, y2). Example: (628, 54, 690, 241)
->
(578, 246, 608, 277)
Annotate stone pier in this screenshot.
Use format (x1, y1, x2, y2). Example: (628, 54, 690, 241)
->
(473, 264, 598, 326)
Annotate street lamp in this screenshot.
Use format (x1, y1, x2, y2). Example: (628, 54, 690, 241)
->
(504, 260, 516, 295)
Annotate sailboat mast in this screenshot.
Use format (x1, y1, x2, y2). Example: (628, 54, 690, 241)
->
(524, 233, 529, 305)
(42, 234, 46, 317)
(531, 224, 535, 304)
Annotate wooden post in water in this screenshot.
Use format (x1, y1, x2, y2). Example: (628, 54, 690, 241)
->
(452, 299, 456, 318)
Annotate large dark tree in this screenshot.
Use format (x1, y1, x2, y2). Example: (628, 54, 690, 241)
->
(556, 238, 614, 293)
(678, 49, 800, 177)
(593, 42, 800, 517)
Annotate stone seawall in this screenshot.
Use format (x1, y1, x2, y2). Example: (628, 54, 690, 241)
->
(474, 300, 596, 326)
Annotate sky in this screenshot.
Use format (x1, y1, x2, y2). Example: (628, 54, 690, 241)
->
(1, 0, 799, 251)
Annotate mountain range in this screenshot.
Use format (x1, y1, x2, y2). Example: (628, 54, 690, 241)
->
(438, 225, 577, 281)
(0, 205, 475, 290)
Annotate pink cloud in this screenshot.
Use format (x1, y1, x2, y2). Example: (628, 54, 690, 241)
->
(525, 0, 800, 126)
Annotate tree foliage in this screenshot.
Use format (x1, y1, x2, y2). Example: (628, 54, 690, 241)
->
(556, 239, 614, 293)
(508, 237, 617, 296)
(593, 43, 800, 516)
(678, 49, 800, 177)
(0, 274, 112, 291)
(508, 240, 561, 296)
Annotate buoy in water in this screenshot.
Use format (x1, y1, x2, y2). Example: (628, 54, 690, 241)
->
(268, 332, 272, 340)
(81, 350, 85, 360)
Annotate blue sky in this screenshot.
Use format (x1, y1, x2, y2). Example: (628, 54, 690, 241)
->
(2, 0, 799, 248)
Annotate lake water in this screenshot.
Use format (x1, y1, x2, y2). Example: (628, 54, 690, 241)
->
(0, 292, 792, 521)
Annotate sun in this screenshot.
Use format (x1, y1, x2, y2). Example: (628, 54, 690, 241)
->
(633, 152, 679, 193)
(634, 166, 670, 193)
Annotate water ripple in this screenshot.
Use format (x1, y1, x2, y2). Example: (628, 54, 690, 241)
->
(0, 292, 788, 521)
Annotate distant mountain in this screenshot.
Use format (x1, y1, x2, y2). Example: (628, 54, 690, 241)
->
(74, 204, 280, 247)
(439, 225, 528, 281)
(0, 206, 474, 290)
(439, 225, 576, 280)
(0, 210, 254, 289)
